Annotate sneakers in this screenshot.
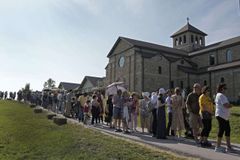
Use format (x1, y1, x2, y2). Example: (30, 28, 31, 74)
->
(215, 147, 226, 153)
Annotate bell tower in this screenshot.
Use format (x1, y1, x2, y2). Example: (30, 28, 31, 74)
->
(171, 18, 207, 52)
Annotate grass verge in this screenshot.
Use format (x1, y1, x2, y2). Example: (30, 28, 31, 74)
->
(0, 100, 194, 160)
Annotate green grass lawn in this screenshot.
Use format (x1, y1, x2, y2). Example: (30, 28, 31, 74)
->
(0, 100, 192, 160)
(209, 106, 240, 144)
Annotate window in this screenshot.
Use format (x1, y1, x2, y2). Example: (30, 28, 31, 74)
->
(204, 80, 207, 86)
(191, 35, 194, 43)
(226, 50, 232, 62)
(199, 37, 203, 45)
(175, 38, 178, 46)
(180, 81, 184, 89)
(158, 66, 162, 74)
(183, 35, 186, 43)
(179, 37, 182, 45)
(220, 77, 225, 83)
(180, 59, 184, 64)
(209, 54, 215, 65)
(170, 81, 174, 89)
(195, 36, 199, 44)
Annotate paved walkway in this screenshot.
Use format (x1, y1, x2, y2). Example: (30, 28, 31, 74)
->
(43, 108, 240, 160)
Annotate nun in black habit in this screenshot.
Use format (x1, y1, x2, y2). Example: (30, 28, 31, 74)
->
(156, 88, 167, 139)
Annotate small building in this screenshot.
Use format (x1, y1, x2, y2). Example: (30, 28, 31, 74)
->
(78, 76, 105, 94)
(58, 82, 81, 91)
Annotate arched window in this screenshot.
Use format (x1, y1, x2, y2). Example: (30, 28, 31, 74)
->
(175, 38, 178, 46)
(199, 37, 203, 45)
(158, 66, 162, 74)
(204, 80, 207, 86)
(180, 81, 184, 89)
(226, 50, 232, 62)
(220, 77, 225, 83)
(179, 37, 182, 45)
(183, 35, 186, 43)
(170, 81, 174, 89)
(191, 35, 194, 43)
(209, 54, 215, 65)
(195, 36, 199, 44)
(181, 59, 184, 64)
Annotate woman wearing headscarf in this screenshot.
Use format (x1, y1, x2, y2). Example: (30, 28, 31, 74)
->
(171, 87, 185, 139)
(140, 92, 150, 133)
(156, 88, 167, 139)
(151, 92, 158, 137)
(105, 95, 114, 128)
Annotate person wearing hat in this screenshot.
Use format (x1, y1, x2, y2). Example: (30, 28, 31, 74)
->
(140, 92, 150, 133)
(165, 89, 175, 136)
(129, 92, 139, 132)
(214, 84, 234, 153)
(156, 88, 167, 139)
(150, 92, 158, 137)
(171, 87, 185, 139)
(199, 86, 214, 147)
(186, 83, 202, 144)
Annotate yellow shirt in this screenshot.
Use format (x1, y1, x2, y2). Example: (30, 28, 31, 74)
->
(199, 94, 214, 114)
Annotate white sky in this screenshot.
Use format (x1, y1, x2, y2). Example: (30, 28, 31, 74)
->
(0, 0, 240, 92)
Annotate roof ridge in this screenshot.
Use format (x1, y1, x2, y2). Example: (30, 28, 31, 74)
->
(120, 37, 187, 53)
(189, 35, 240, 56)
(171, 23, 207, 37)
(60, 82, 80, 84)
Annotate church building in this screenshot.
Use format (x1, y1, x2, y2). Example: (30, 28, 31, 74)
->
(105, 21, 240, 102)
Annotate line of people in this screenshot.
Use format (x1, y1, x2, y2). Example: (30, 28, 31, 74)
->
(103, 83, 235, 153)
(21, 82, 234, 153)
(0, 91, 16, 100)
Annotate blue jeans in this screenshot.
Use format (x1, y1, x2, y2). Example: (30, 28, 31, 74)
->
(78, 107, 84, 122)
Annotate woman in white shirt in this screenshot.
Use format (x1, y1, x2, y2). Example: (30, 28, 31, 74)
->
(214, 84, 234, 153)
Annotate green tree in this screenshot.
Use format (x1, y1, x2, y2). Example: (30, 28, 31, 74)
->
(43, 78, 56, 89)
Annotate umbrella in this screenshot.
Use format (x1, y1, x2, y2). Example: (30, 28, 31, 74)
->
(51, 87, 60, 92)
(106, 82, 126, 95)
(42, 88, 51, 92)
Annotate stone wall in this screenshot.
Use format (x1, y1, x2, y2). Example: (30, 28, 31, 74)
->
(106, 39, 135, 88)
(217, 44, 240, 64)
(210, 68, 240, 102)
(143, 54, 170, 92)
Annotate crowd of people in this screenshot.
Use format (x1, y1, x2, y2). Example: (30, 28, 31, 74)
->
(109, 83, 234, 153)
(0, 82, 235, 153)
(0, 91, 16, 100)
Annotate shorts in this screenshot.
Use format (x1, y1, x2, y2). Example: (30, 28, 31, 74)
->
(189, 113, 202, 130)
(113, 107, 122, 119)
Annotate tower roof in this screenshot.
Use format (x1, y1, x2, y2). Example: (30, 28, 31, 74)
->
(171, 22, 207, 38)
